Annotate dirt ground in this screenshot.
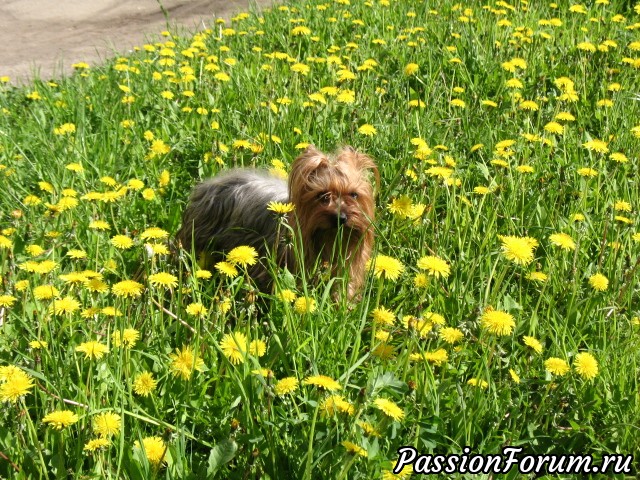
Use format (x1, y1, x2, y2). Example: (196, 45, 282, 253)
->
(0, 0, 272, 85)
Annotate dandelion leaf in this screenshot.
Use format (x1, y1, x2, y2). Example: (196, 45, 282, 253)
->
(206, 439, 238, 475)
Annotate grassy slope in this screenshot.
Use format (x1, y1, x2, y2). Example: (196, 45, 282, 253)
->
(1, 0, 639, 478)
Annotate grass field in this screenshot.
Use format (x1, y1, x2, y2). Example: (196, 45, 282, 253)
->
(1, 0, 640, 478)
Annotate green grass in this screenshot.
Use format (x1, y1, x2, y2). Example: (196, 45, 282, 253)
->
(1, 0, 640, 478)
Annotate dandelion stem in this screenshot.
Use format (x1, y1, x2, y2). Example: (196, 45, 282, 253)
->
(303, 405, 319, 480)
(21, 399, 48, 475)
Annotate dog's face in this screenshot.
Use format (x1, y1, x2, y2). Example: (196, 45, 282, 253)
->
(288, 146, 378, 238)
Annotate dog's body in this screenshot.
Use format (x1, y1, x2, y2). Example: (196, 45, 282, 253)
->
(177, 146, 378, 297)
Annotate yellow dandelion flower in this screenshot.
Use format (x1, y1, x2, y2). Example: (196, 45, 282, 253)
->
(139, 227, 169, 241)
(555, 111, 576, 122)
(42, 410, 79, 430)
(411, 348, 448, 365)
(22, 260, 59, 274)
(49, 296, 81, 316)
(467, 378, 489, 389)
(549, 233, 576, 251)
(523, 336, 543, 354)
(267, 201, 294, 214)
(574, 352, 598, 380)
(112, 329, 140, 348)
(291, 25, 312, 36)
(371, 306, 395, 326)
(25, 245, 44, 257)
(481, 309, 516, 336)
(76, 341, 109, 360)
(404, 63, 419, 75)
(426, 167, 453, 180)
(366, 254, 404, 281)
(332, 88, 354, 104)
(290, 63, 310, 75)
(89, 220, 111, 231)
(84, 278, 109, 293)
(0, 369, 35, 403)
(303, 375, 342, 391)
(613, 200, 632, 212)
(498, 235, 538, 265)
(358, 124, 377, 136)
(373, 397, 404, 421)
(526, 271, 548, 283)
(544, 121, 564, 135)
(214, 261, 239, 278)
(0, 235, 13, 249)
(195, 269, 212, 279)
(582, 139, 609, 154)
(614, 215, 633, 224)
(84, 437, 110, 453)
(133, 372, 158, 396)
(293, 296, 316, 314)
(358, 421, 381, 437)
(577, 41, 596, 52)
(29, 340, 48, 349)
(59, 272, 89, 285)
(274, 377, 299, 396)
(545, 357, 570, 376)
(321, 395, 355, 416)
(186, 303, 208, 317)
(388, 196, 415, 218)
(148, 272, 178, 289)
(577, 167, 598, 177)
(110, 235, 134, 249)
(226, 246, 258, 266)
(519, 100, 539, 111)
(0, 295, 17, 308)
(276, 289, 297, 303)
(66, 249, 86, 259)
(134, 436, 166, 465)
(93, 412, 121, 438)
(169, 345, 205, 379)
(609, 152, 628, 163)
(588, 273, 608, 291)
(342, 441, 368, 457)
(142, 188, 156, 200)
(416, 255, 451, 278)
(219, 332, 248, 365)
(439, 327, 464, 344)
(112, 280, 144, 298)
(0, 365, 22, 381)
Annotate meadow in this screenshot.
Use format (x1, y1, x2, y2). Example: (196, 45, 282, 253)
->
(1, 0, 640, 478)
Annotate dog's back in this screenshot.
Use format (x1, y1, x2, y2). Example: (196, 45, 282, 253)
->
(177, 169, 288, 266)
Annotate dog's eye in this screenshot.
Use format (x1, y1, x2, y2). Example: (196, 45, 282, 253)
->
(349, 192, 359, 199)
(317, 192, 331, 204)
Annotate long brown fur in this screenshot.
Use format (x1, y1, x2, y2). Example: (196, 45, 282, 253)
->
(176, 146, 378, 298)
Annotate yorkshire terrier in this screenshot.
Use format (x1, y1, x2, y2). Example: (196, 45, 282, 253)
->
(176, 146, 378, 298)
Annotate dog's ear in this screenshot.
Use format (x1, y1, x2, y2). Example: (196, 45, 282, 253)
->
(295, 145, 328, 168)
(339, 146, 380, 194)
(290, 145, 330, 187)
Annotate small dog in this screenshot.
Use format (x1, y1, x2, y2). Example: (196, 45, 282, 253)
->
(176, 146, 378, 297)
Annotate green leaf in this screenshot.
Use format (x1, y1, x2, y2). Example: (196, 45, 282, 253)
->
(206, 439, 238, 476)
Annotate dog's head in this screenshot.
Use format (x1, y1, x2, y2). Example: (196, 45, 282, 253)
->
(288, 146, 378, 237)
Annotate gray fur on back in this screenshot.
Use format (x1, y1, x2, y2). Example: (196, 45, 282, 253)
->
(177, 169, 289, 263)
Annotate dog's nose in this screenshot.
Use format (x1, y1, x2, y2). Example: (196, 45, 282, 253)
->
(337, 212, 348, 225)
